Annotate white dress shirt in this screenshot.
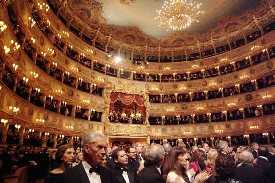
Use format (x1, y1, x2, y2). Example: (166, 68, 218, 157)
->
(122, 170, 130, 183)
(82, 161, 101, 183)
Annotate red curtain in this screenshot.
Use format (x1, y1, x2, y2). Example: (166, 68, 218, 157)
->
(109, 92, 146, 114)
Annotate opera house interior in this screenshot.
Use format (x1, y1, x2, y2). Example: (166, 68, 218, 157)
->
(1, 0, 275, 182)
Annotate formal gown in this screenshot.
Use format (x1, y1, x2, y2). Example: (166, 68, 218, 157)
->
(166, 171, 187, 183)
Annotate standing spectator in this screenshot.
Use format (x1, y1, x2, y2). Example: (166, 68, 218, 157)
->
(45, 144, 75, 183)
(136, 144, 165, 183)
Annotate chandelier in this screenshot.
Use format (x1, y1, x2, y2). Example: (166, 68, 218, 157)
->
(155, 0, 204, 31)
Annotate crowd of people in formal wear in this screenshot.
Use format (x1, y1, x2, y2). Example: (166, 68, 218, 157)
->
(1, 132, 275, 183)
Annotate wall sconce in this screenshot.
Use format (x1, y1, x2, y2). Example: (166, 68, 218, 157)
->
(262, 132, 269, 136)
(45, 132, 50, 136)
(183, 131, 191, 135)
(0, 21, 7, 33)
(12, 63, 18, 71)
(28, 129, 34, 133)
(52, 62, 57, 67)
(243, 134, 249, 138)
(249, 125, 259, 130)
(28, 17, 36, 28)
(9, 106, 20, 114)
(15, 124, 21, 130)
(36, 118, 45, 123)
(3, 45, 10, 54)
(66, 125, 74, 130)
(62, 31, 69, 38)
(86, 49, 93, 54)
(59, 134, 65, 138)
(41, 51, 47, 57)
(0, 118, 8, 125)
(82, 99, 90, 104)
(55, 89, 63, 94)
(47, 48, 55, 56)
(262, 93, 272, 99)
(227, 136, 231, 139)
(215, 129, 224, 134)
(22, 77, 29, 83)
(34, 87, 40, 93)
(30, 37, 36, 44)
(30, 71, 39, 79)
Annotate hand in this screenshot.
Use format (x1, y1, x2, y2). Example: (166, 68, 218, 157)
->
(193, 171, 211, 183)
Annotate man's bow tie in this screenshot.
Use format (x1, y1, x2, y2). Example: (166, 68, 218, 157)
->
(120, 167, 128, 172)
(89, 166, 100, 174)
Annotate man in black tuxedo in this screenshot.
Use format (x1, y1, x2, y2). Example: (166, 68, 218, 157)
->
(63, 132, 115, 183)
(234, 150, 265, 183)
(136, 144, 165, 183)
(110, 148, 135, 183)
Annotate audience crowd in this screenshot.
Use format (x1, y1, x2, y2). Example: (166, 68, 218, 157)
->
(1, 132, 275, 183)
(149, 102, 275, 125)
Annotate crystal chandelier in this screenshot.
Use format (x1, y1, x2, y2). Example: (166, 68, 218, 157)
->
(155, 0, 204, 31)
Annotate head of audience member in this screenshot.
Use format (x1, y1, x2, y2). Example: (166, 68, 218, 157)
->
(191, 145, 199, 153)
(135, 143, 144, 154)
(112, 148, 128, 168)
(75, 152, 83, 163)
(259, 146, 269, 157)
(217, 140, 231, 154)
(82, 132, 108, 167)
(165, 147, 191, 178)
(236, 150, 254, 165)
(215, 153, 236, 181)
(163, 142, 172, 155)
(144, 144, 165, 168)
(254, 156, 270, 170)
(55, 144, 75, 168)
(203, 143, 210, 153)
(251, 142, 259, 152)
(206, 149, 218, 167)
(191, 148, 207, 170)
(268, 145, 275, 155)
(127, 146, 137, 160)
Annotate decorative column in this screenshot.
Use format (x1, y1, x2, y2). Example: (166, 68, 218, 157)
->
(53, 134, 57, 148)
(1, 124, 9, 144)
(19, 127, 25, 145)
(41, 133, 47, 147)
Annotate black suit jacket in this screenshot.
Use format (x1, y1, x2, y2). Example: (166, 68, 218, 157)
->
(62, 163, 114, 183)
(233, 163, 265, 183)
(111, 165, 135, 183)
(136, 166, 165, 183)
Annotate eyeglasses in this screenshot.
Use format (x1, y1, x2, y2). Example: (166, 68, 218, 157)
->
(184, 158, 191, 161)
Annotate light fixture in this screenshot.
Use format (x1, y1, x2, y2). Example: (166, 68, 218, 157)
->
(37, 2, 50, 12)
(9, 106, 20, 114)
(28, 17, 36, 28)
(30, 71, 39, 79)
(15, 124, 21, 130)
(0, 21, 7, 33)
(36, 118, 45, 123)
(0, 118, 8, 125)
(155, 0, 204, 31)
(114, 56, 122, 63)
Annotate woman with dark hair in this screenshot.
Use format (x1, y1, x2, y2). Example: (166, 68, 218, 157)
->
(165, 147, 191, 183)
(206, 153, 240, 183)
(44, 144, 75, 183)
